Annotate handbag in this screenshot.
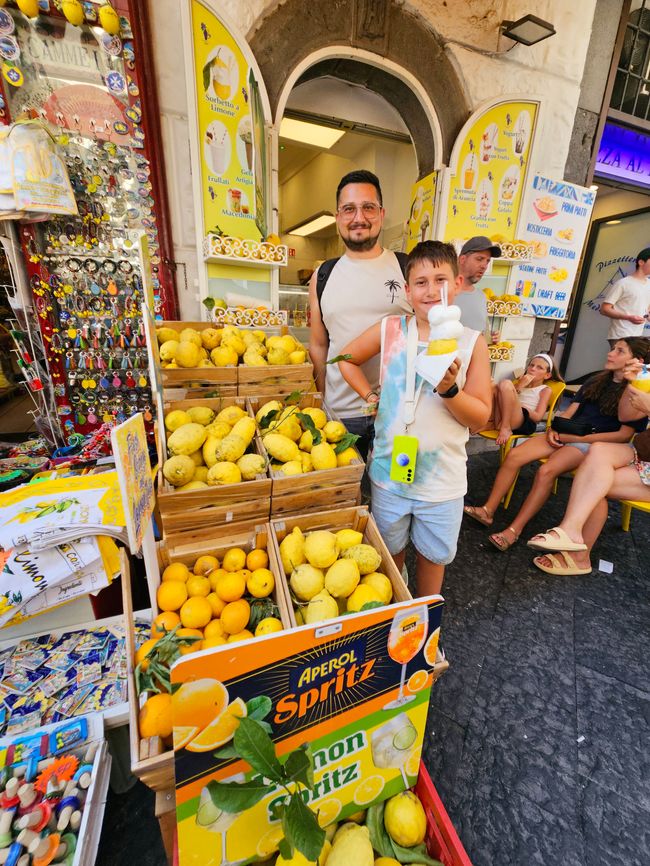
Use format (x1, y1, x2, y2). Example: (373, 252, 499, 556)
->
(551, 416, 594, 437)
(633, 428, 650, 462)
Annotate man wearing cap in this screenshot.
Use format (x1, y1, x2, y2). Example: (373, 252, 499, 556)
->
(599, 248, 650, 347)
(455, 236, 502, 333)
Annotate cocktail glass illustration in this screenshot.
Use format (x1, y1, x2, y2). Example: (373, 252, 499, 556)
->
(196, 774, 245, 865)
(371, 713, 418, 787)
(384, 604, 428, 709)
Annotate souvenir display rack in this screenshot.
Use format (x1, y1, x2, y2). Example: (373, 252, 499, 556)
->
(0, 0, 177, 443)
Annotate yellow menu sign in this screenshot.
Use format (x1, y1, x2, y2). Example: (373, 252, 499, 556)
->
(442, 100, 539, 244)
(191, 0, 262, 241)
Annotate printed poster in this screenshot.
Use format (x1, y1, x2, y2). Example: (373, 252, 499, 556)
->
(406, 171, 437, 252)
(191, 0, 263, 242)
(0, 474, 125, 552)
(110, 413, 154, 554)
(173, 598, 444, 866)
(509, 174, 596, 319)
(442, 100, 539, 245)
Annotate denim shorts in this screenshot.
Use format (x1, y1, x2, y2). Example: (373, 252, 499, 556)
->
(564, 442, 591, 454)
(370, 483, 464, 565)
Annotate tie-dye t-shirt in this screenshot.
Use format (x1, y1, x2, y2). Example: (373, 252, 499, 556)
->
(369, 315, 479, 502)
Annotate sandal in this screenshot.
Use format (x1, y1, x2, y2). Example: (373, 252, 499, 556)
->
(533, 552, 592, 576)
(488, 526, 519, 551)
(527, 527, 587, 552)
(463, 505, 493, 527)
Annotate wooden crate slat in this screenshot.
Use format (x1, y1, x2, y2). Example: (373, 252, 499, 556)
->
(270, 506, 408, 628)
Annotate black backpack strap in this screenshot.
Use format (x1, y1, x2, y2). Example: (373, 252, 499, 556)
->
(315, 257, 340, 308)
(394, 250, 408, 278)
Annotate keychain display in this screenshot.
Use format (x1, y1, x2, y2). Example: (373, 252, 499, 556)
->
(0, 1, 176, 444)
(21, 137, 163, 441)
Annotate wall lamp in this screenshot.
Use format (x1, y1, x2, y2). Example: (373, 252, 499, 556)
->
(501, 15, 556, 46)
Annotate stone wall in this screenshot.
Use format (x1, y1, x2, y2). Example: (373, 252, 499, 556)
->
(148, 0, 600, 317)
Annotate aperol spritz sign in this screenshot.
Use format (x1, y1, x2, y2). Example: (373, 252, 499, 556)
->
(172, 597, 443, 865)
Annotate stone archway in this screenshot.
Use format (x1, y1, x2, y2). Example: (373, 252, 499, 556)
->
(248, 0, 469, 176)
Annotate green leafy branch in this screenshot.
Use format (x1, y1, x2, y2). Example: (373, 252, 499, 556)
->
(367, 802, 442, 866)
(206, 717, 326, 862)
(135, 625, 201, 696)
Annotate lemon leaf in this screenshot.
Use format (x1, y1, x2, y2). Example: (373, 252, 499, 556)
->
(206, 777, 274, 814)
(283, 791, 325, 863)
(334, 433, 360, 454)
(285, 390, 303, 405)
(246, 695, 272, 721)
(366, 803, 394, 858)
(233, 717, 284, 783)
(360, 601, 383, 612)
(283, 744, 313, 788)
(296, 413, 322, 445)
(326, 354, 352, 364)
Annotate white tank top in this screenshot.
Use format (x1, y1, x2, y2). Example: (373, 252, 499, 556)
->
(370, 316, 480, 502)
(518, 383, 547, 412)
(319, 250, 412, 418)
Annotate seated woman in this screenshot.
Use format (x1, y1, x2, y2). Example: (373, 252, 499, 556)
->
(463, 337, 650, 551)
(478, 353, 559, 446)
(527, 383, 650, 574)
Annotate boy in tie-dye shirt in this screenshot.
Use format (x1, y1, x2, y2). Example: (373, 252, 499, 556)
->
(339, 242, 492, 595)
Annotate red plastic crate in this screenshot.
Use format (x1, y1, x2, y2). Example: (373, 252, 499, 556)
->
(416, 763, 473, 866)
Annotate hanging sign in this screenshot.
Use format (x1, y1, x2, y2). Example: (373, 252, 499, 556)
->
(441, 99, 539, 245)
(508, 174, 596, 319)
(173, 597, 444, 866)
(406, 171, 437, 252)
(190, 0, 265, 242)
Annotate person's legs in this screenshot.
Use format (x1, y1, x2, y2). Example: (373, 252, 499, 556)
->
(475, 435, 555, 519)
(489, 445, 586, 549)
(495, 380, 525, 445)
(529, 443, 637, 545)
(533, 463, 648, 573)
(415, 553, 445, 596)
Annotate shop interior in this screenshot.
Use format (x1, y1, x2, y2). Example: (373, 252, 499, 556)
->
(276, 71, 418, 322)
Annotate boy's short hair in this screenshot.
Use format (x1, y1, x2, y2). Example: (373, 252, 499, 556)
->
(405, 241, 459, 281)
(636, 248, 650, 266)
(336, 170, 383, 206)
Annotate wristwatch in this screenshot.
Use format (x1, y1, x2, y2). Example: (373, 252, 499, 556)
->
(438, 383, 459, 399)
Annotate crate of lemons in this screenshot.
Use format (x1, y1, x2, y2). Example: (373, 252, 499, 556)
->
(162, 402, 267, 490)
(253, 398, 362, 477)
(136, 545, 284, 751)
(277, 524, 397, 626)
(156, 323, 309, 370)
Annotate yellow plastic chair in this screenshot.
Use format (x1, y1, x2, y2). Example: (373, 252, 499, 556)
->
(480, 379, 566, 465)
(621, 499, 650, 531)
(482, 380, 566, 509)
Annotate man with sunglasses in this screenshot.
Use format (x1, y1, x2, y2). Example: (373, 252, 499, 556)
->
(308, 170, 411, 460)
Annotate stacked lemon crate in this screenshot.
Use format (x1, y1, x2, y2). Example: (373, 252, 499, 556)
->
(149, 316, 315, 542)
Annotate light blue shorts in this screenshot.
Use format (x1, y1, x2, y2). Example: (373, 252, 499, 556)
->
(564, 442, 591, 454)
(370, 483, 463, 565)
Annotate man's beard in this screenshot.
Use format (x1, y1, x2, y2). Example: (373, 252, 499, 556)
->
(342, 225, 380, 252)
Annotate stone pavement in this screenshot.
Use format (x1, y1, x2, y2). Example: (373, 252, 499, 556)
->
(96, 449, 650, 866)
(424, 449, 650, 866)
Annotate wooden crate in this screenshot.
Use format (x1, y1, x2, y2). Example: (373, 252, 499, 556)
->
(237, 361, 314, 397)
(269, 505, 449, 683)
(248, 393, 363, 519)
(123, 526, 290, 792)
(269, 506, 407, 628)
(154, 320, 312, 396)
(155, 321, 238, 390)
(157, 396, 271, 540)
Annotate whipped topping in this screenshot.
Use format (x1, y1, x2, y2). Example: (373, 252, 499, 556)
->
(427, 304, 464, 341)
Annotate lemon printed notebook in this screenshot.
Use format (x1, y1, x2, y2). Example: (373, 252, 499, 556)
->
(172, 597, 443, 865)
